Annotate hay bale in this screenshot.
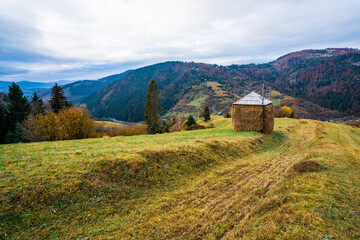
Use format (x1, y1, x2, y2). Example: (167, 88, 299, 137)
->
(263, 104, 274, 134)
(232, 103, 274, 134)
(232, 105, 263, 132)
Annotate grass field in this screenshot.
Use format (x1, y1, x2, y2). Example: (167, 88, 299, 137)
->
(1, 116, 360, 239)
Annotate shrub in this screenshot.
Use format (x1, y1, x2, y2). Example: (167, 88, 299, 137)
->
(94, 123, 147, 137)
(282, 106, 294, 118)
(23, 107, 95, 141)
(187, 124, 206, 131)
(345, 120, 360, 128)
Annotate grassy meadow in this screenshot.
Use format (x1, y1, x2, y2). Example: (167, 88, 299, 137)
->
(1, 116, 360, 239)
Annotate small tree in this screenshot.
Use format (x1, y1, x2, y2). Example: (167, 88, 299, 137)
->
(186, 114, 196, 128)
(145, 79, 162, 134)
(282, 106, 294, 118)
(31, 92, 45, 116)
(7, 82, 30, 133)
(203, 106, 211, 121)
(49, 83, 71, 113)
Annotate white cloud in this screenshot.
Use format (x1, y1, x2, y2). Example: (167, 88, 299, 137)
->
(0, 0, 360, 81)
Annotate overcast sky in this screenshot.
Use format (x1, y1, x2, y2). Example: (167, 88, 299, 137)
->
(1, 0, 360, 82)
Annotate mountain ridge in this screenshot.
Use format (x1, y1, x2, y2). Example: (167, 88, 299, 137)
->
(83, 48, 359, 121)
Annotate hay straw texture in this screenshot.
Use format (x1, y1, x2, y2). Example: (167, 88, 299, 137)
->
(231, 103, 274, 134)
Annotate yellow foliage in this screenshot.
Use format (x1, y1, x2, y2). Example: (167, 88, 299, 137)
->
(281, 106, 293, 118)
(24, 107, 95, 141)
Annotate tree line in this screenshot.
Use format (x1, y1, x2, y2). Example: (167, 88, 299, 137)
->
(0, 83, 88, 144)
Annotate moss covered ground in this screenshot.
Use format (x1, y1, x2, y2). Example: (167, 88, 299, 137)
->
(1, 116, 359, 239)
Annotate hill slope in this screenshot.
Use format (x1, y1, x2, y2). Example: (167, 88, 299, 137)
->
(37, 71, 130, 103)
(84, 48, 359, 121)
(1, 117, 360, 239)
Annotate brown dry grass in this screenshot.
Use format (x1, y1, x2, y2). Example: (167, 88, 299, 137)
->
(232, 104, 274, 134)
(1, 118, 360, 239)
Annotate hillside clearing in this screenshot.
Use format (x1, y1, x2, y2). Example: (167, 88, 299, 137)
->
(1, 117, 360, 239)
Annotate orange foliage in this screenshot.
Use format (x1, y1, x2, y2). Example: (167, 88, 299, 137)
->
(281, 106, 294, 118)
(24, 107, 95, 141)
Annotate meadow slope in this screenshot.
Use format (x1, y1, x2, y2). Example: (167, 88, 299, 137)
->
(1, 117, 360, 239)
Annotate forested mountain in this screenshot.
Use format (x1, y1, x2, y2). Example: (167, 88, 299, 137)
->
(231, 48, 360, 115)
(37, 71, 130, 103)
(84, 62, 246, 121)
(84, 48, 359, 122)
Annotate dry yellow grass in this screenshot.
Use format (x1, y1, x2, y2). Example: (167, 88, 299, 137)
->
(1, 117, 359, 239)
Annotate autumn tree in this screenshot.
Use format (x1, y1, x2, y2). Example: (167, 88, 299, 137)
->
(31, 92, 45, 116)
(145, 79, 162, 134)
(49, 83, 71, 113)
(203, 106, 211, 121)
(7, 83, 30, 132)
(281, 106, 294, 118)
(23, 107, 95, 142)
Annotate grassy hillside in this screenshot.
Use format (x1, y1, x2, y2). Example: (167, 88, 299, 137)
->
(1, 117, 360, 239)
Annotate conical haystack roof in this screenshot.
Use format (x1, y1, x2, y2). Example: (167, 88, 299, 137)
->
(233, 91, 272, 106)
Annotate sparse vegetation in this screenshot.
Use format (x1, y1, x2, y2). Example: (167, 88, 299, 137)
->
(1, 117, 359, 239)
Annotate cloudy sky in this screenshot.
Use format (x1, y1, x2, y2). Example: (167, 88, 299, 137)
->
(1, 0, 360, 82)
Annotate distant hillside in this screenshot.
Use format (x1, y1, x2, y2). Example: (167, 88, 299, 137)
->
(0, 80, 74, 98)
(232, 48, 360, 115)
(84, 48, 359, 122)
(0, 92, 7, 105)
(84, 62, 248, 122)
(37, 71, 130, 103)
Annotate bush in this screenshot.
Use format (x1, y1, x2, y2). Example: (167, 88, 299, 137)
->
(23, 107, 95, 141)
(345, 120, 360, 128)
(187, 124, 206, 131)
(94, 123, 147, 137)
(282, 106, 294, 118)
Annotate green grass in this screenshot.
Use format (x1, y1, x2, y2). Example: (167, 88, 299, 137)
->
(271, 99, 280, 106)
(95, 120, 124, 129)
(187, 94, 208, 108)
(1, 117, 360, 239)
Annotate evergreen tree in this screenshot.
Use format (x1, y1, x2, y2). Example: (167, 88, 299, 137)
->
(186, 114, 196, 128)
(203, 106, 211, 121)
(145, 79, 162, 134)
(7, 82, 30, 132)
(31, 92, 45, 116)
(0, 104, 8, 144)
(49, 83, 71, 113)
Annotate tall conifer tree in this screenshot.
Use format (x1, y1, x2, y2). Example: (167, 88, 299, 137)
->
(203, 106, 211, 121)
(31, 92, 45, 116)
(145, 79, 162, 134)
(49, 83, 70, 113)
(7, 82, 30, 132)
(0, 104, 8, 143)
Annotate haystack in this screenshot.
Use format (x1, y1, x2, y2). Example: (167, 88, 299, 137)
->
(232, 91, 274, 134)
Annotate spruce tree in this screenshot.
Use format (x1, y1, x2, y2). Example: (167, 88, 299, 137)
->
(7, 82, 30, 132)
(145, 79, 162, 134)
(203, 106, 211, 121)
(49, 83, 70, 113)
(0, 104, 8, 144)
(31, 92, 45, 116)
(186, 114, 196, 128)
